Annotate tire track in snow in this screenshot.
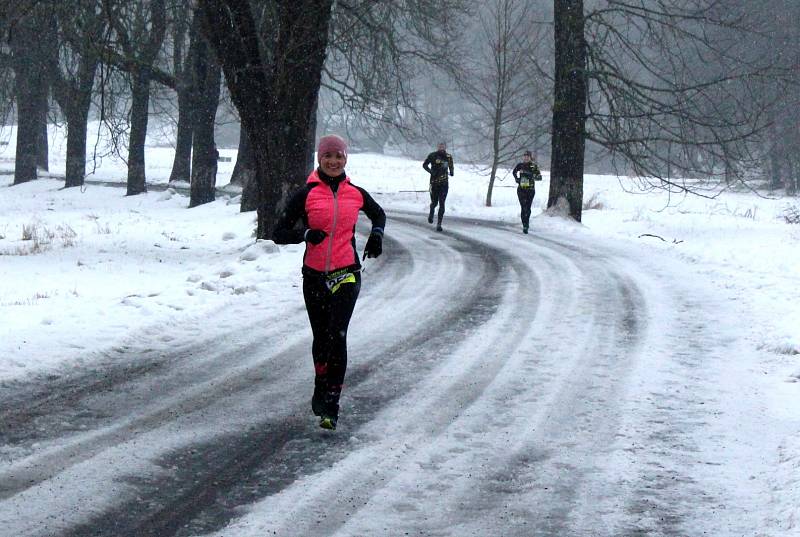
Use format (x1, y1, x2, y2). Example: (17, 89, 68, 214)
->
(221, 216, 545, 537)
(0, 299, 306, 453)
(55, 219, 518, 537)
(186, 216, 648, 537)
(2, 212, 710, 537)
(0, 230, 411, 515)
(0, 221, 515, 536)
(261, 220, 654, 537)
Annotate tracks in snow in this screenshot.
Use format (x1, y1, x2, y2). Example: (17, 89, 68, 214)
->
(0, 213, 734, 536)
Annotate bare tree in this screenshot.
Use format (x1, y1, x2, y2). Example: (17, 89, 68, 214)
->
(545, 0, 782, 221)
(197, 0, 334, 238)
(457, 0, 550, 206)
(167, 0, 195, 183)
(50, 0, 106, 188)
(188, 7, 221, 208)
(5, 1, 54, 184)
(102, 0, 167, 196)
(321, 0, 471, 151)
(225, 2, 276, 209)
(756, 0, 800, 195)
(202, 0, 469, 225)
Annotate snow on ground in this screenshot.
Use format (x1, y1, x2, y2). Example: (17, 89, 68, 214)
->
(1, 122, 799, 531)
(0, 123, 295, 381)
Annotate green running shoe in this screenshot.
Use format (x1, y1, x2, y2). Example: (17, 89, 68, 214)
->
(319, 416, 337, 430)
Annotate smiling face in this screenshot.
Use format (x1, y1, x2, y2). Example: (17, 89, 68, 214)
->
(319, 150, 347, 176)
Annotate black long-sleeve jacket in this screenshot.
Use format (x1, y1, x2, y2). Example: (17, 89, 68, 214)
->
(423, 150, 454, 183)
(512, 161, 542, 188)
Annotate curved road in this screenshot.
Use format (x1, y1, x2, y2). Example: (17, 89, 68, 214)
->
(0, 212, 754, 536)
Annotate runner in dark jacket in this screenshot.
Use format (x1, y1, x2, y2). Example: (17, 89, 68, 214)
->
(422, 142, 454, 231)
(512, 150, 542, 234)
(273, 134, 386, 430)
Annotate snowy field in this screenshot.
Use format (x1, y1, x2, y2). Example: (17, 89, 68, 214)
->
(1, 122, 799, 534)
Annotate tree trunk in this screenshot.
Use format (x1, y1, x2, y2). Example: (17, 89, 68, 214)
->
(54, 56, 99, 189)
(256, 2, 332, 238)
(486, 100, 503, 207)
(547, 0, 586, 222)
(486, 161, 498, 207)
(11, 43, 49, 183)
(189, 34, 221, 208)
(37, 102, 49, 172)
(769, 153, 782, 190)
(306, 95, 318, 176)
(63, 103, 91, 188)
(230, 124, 251, 185)
(169, 85, 194, 183)
(127, 72, 151, 195)
(232, 125, 260, 211)
(785, 159, 796, 195)
(13, 74, 41, 184)
(169, 10, 198, 184)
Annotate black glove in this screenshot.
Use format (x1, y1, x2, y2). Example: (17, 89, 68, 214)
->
(304, 229, 327, 245)
(363, 231, 383, 259)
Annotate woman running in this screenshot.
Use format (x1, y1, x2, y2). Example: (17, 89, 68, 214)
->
(273, 134, 386, 430)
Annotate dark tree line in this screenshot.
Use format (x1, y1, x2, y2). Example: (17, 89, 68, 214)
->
(1, 0, 223, 205)
(1, 0, 796, 230)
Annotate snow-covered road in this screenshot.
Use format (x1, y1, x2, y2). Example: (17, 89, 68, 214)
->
(0, 213, 782, 536)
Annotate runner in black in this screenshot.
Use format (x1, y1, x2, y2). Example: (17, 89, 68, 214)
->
(422, 142, 454, 232)
(511, 150, 542, 234)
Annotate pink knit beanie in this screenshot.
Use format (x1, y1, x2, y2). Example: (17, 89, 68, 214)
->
(317, 135, 348, 159)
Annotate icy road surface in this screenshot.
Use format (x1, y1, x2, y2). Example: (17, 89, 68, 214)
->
(0, 213, 776, 536)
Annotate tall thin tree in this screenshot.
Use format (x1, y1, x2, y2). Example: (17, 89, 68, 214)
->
(51, 0, 105, 188)
(7, 2, 54, 184)
(188, 12, 221, 208)
(167, 0, 196, 184)
(102, 0, 167, 196)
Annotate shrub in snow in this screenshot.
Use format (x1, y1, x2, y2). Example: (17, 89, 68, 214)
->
(21, 222, 37, 241)
(19, 222, 76, 250)
(582, 192, 605, 211)
(784, 205, 800, 225)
